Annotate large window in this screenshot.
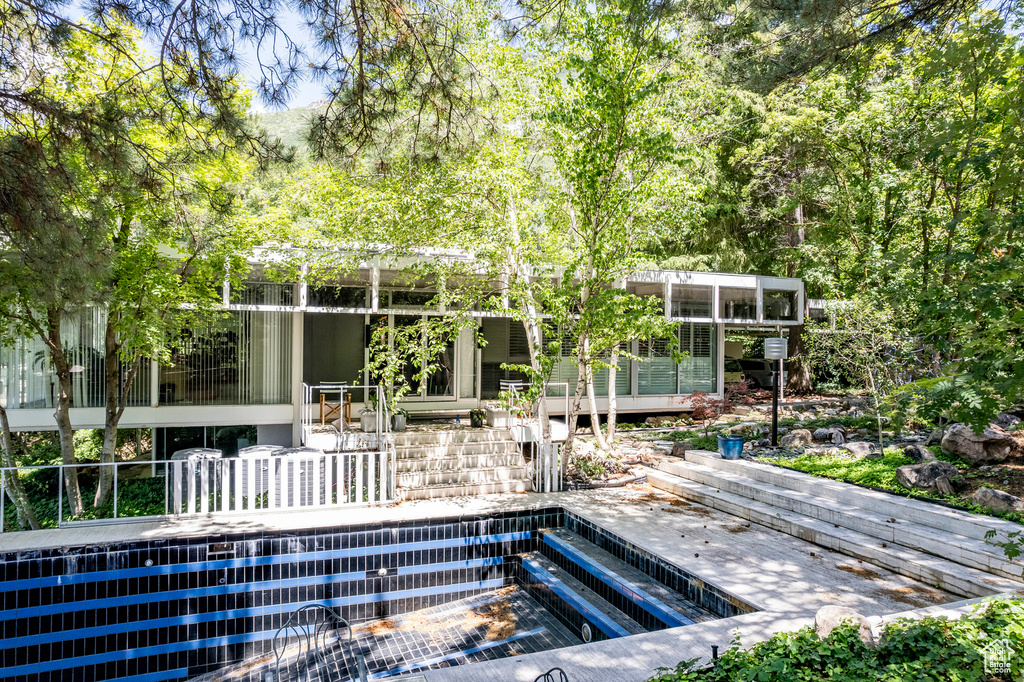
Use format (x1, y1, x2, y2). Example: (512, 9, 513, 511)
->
(159, 311, 292, 406)
(677, 323, 716, 394)
(719, 287, 758, 320)
(0, 307, 150, 409)
(671, 284, 712, 318)
(763, 289, 798, 321)
(637, 323, 716, 395)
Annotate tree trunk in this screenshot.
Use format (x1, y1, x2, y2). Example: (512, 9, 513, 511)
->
(0, 404, 42, 530)
(46, 307, 84, 517)
(607, 343, 620, 441)
(584, 350, 608, 450)
(95, 318, 119, 507)
(95, 321, 141, 508)
(565, 356, 588, 457)
(785, 203, 813, 394)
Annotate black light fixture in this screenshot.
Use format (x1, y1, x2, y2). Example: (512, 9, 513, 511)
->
(765, 337, 789, 446)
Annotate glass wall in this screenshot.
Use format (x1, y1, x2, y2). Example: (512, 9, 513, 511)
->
(638, 323, 716, 395)
(0, 307, 150, 409)
(154, 425, 258, 459)
(763, 289, 798, 321)
(677, 323, 716, 393)
(671, 284, 713, 318)
(719, 287, 758, 320)
(159, 310, 292, 406)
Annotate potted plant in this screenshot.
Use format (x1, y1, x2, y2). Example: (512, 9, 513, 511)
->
(470, 408, 485, 428)
(391, 407, 409, 432)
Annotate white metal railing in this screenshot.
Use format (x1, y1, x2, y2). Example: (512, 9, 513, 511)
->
(0, 447, 395, 532)
(167, 450, 391, 515)
(499, 381, 568, 493)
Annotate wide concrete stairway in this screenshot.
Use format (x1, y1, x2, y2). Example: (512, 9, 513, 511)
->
(395, 428, 532, 500)
(650, 451, 1024, 599)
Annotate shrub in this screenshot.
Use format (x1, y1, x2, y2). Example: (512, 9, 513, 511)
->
(649, 597, 1024, 682)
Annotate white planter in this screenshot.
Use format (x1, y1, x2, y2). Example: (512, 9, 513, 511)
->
(485, 407, 509, 428)
(360, 412, 378, 432)
(391, 413, 407, 431)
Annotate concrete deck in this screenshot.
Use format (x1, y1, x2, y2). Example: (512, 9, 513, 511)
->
(0, 484, 988, 681)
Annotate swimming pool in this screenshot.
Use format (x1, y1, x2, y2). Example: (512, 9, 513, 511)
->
(0, 507, 754, 682)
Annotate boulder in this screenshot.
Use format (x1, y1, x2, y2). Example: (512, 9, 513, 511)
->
(812, 428, 832, 443)
(814, 605, 874, 646)
(732, 405, 753, 415)
(896, 460, 961, 494)
(924, 427, 945, 446)
(940, 423, 1014, 464)
(903, 444, 936, 463)
(728, 421, 759, 435)
(995, 412, 1022, 430)
(780, 429, 814, 448)
(969, 487, 1024, 513)
(841, 442, 875, 458)
(670, 442, 694, 458)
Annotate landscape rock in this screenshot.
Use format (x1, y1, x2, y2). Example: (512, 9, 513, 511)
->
(732, 405, 753, 415)
(995, 412, 1022, 430)
(969, 487, 1024, 513)
(779, 429, 814, 448)
(841, 442, 875, 458)
(903, 444, 936, 463)
(728, 421, 759, 435)
(941, 423, 1015, 464)
(670, 442, 694, 458)
(896, 460, 961, 494)
(814, 605, 874, 646)
(812, 428, 832, 443)
(925, 427, 945, 446)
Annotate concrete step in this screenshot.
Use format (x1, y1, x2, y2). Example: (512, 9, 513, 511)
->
(682, 450, 1022, 544)
(393, 429, 514, 447)
(399, 478, 532, 500)
(657, 459, 1023, 581)
(397, 466, 529, 488)
(647, 468, 1023, 599)
(396, 441, 520, 458)
(397, 452, 526, 472)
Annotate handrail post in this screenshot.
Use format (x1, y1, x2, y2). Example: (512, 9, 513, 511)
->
(1, 469, 5, 533)
(58, 464, 63, 526)
(113, 463, 118, 519)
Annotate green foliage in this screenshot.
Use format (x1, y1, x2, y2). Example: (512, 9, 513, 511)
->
(649, 598, 1024, 682)
(769, 449, 915, 491)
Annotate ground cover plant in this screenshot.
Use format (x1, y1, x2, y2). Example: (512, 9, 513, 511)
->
(648, 597, 1024, 682)
(762, 447, 1024, 526)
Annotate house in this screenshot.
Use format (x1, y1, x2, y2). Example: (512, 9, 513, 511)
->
(0, 253, 803, 457)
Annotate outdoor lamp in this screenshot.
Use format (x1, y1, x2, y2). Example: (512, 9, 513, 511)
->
(765, 338, 788, 446)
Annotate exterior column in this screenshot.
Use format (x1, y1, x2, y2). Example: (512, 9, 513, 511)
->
(291, 309, 304, 447)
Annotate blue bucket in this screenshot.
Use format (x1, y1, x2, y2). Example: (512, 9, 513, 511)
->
(718, 434, 744, 459)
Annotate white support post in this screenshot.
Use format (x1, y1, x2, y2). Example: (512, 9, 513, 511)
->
(173, 461, 183, 514)
(313, 455, 322, 506)
(371, 264, 380, 311)
(356, 452, 365, 504)
(233, 459, 242, 512)
(200, 460, 210, 514)
(247, 459, 256, 511)
(268, 459, 276, 510)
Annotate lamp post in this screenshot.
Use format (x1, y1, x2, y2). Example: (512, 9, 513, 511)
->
(765, 337, 788, 446)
